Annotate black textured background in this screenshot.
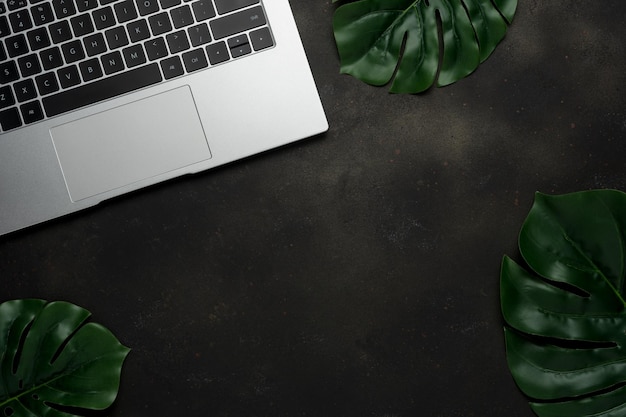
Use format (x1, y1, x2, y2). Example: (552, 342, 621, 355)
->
(2, 1, 626, 416)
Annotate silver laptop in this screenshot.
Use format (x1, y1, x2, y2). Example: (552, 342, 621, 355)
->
(0, 0, 328, 236)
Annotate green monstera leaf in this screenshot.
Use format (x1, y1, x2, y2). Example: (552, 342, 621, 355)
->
(0, 299, 130, 417)
(501, 190, 626, 417)
(332, 0, 517, 93)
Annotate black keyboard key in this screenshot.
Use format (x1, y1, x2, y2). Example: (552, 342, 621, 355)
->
(52, 0, 76, 19)
(40, 46, 63, 69)
(188, 23, 210, 46)
(0, 107, 22, 131)
(105, 26, 129, 48)
(0, 16, 10, 38)
(0, 61, 20, 83)
(148, 12, 171, 35)
(20, 100, 44, 124)
(49, 20, 72, 43)
(191, 0, 215, 21)
(227, 34, 250, 58)
(0, 86, 15, 109)
(70, 13, 94, 36)
(79, 58, 103, 81)
(170, 4, 192, 29)
(35, 71, 59, 95)
(42, 63, 162, 117)
(26, 26, 50, 50)
(0, 43, 5, 60)
(136, 0, 159, 16)
(114, 0, 137, 23)
(7, 0, 28, 11)
(6, 33, 29, 57)
(8, 10, 32, 32)
(214, 0, 258, 15)
(182, 47, 207, 72)
(17, 53, 41, 76)
(165, 30, 189, 53)
(160, 55, 183, 79)
(249, 26, 273, 50)
(57, 65, 81, 88)
(127, 19, 150, 42)
(210, 6, 265, 40)
(101, 50, 124, 74)
(160, 0, 180, 9)
(144, 37, 167, 60)
(205, 41, 228, 65)
(76, 0, 98, 12)
(92, 6, 116, 29)
(122, 44, 146, 67)
(30, 3, 55, 25)
(83, 32, 107, 56)
(14, 78, 38, 102)
(61, 39, 85, 63)
(0, 3, 5, 13)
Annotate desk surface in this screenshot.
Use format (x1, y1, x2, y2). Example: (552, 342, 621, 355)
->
(2, 1, 626, 416)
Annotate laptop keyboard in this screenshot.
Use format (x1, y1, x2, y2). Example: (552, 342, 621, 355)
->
(0, 0, 274, 132)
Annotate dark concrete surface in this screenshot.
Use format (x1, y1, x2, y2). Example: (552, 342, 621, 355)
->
(2, 1, 626, 416)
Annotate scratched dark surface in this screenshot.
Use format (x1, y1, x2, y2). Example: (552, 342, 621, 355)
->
(2, 1, 626, 416)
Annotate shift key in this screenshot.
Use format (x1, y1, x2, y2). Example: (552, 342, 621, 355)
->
(210, 6, 266, 40)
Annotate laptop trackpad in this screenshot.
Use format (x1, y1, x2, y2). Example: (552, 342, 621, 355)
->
(50, 86, 211, 202)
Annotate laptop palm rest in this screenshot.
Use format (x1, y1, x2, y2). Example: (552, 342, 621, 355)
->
(50, 85, 211, 202)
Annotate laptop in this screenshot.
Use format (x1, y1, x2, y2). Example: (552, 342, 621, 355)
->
(0, 0, 328, 236)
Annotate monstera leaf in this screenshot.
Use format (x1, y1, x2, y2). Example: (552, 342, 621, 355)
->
(501, 190, 626, 417)
(332, 0, 517, 93)
(0, 299, 130, 417)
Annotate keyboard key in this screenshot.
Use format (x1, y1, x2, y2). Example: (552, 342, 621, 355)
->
(114, 0, 138, 23)
(249, 26, 273, 50)
(92, 6, 116, 29)
(188, 23, 210, 46)
(26, 26, 50, 50)
(76, 0, 98, 12)
(9, 10, 32, 32)
(57, 65, 81, 88)
(14, 78, 38, 102)
(0, 86, 16, 109)
(122, 43, 146, 67)
(170, 4, 192, 29)
(61, 39, 85, 63)
(100, 0, 118, 4)
(210, 6, 266, 40)
(144, 37, 167, 61)
(148, 12, 171, 35)
(165, 30, 189, 53)
(83, 32, 107, 56)
(52, 0, 77, 19)
(35, 71, 59, 95)
(30, 3, 55, 25)
(7, 0, 28, 12)
(40, 46, 63, 69)
(20, 100, 44, 124)
(70, 13, 94, 36)
(182, 48, 207, 72)
(205, 41, 228, 65)
(0, 107, 22, 131)
(127, 19, 150, 42)
(101, 50, 124, 74)
(105, 26, 129, 48)
(42, 63, 162, 117)
(228, 34, 250, 58)
(0, 16, 10, 38)
(0, 61, 20, 83)
(17, 53, 41, 77)
(136, 0, 159, 16)
(191, 0, 215, 21)
(49, 20, 72, 43)
(6, 33, 29, 57)
(160, 0, 181, 9)
(79, 58, 103, 81)
(160, 55, 183, 79)
(214, 0, 258, 15)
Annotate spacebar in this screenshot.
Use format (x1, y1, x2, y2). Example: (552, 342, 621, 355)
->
(42, 64, 163, 118)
